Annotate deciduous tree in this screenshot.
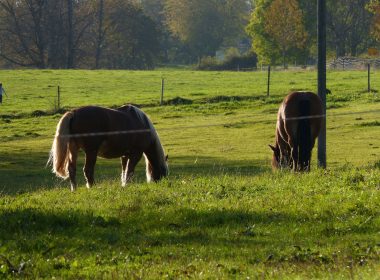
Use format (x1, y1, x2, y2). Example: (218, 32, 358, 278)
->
(165, 0, 250, 61)
(366, 0, 380, 45)
(0, 0, 94, 68)
(101, 0, 161, 69)
(246, 0, 281, 65)
(325, 0, 373, 58)
(247, 0, 307, 66)
(264, 0, 307, 68)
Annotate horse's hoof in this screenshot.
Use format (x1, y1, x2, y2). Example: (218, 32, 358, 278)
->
(70, 185, 76, 192)
(86, 183, 92, 189)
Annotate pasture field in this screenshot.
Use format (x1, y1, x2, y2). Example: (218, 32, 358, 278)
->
(0, 69, 379, 279)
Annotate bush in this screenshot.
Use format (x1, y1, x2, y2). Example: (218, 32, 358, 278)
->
(197, 52, 257, 71)
(197, 56, 220, 70)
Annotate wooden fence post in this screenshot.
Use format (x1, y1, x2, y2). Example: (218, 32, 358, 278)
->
(0, 83, 3, 104)
(160, 78, 165, 106)
(368, 63, 371, 93)
(267, 65, 271, 97)
(57, 85, 61, 110)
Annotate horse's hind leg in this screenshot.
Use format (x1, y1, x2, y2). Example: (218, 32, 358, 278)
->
(84, 150, 97, 188)
(123, 151, 143, 186)
(68, 141, 78, 192)
(290, 143, 299, 171)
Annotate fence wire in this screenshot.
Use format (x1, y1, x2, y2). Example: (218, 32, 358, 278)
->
(55, 108, 379, 139)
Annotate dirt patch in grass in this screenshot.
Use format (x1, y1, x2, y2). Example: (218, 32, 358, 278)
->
(204, 95, 262, 103)
(357, 121, 380, 127)
(164, 97, 193, 105)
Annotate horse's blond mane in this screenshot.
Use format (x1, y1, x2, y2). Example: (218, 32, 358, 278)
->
(130, 105, 168, 180)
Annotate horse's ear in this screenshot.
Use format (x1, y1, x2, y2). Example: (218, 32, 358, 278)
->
(165, 154, 169, 162)
(268, 144, 276, 152)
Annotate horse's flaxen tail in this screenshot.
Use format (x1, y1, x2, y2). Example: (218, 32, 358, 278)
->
(298, 99, 311, 169)
(47, 112, 74, 178)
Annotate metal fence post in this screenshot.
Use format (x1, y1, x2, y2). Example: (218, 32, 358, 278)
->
(318, 0, 327, 168)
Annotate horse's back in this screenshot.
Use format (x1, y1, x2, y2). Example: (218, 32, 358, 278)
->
(71, 105, 154, 158)
(283, 91, 322, 117)
(280, 91, 323, 141)
(117, 105, 150, 130)
(71, 106, 111, 133)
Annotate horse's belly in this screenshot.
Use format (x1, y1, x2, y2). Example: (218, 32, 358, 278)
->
(98, 141, 126, 159)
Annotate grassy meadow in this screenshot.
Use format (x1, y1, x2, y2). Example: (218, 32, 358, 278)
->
(0, 68, 379, 278)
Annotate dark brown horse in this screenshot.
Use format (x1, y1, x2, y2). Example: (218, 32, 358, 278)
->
(48, 105, 168, 191)
(269, 91, 323, 171)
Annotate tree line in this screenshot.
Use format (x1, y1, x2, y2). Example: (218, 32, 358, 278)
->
(0, 0, 379, 69)
(247, 0, 379, 67)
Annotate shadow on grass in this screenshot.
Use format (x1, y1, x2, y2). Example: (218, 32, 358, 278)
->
(0, 152, 269, 195)
(0, 206, 378, 264)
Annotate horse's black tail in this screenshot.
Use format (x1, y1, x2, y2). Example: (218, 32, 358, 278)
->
(298, 99, 311, 170)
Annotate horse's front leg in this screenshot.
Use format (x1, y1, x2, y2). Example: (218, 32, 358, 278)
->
(84, 150, 97, 188)
(288, 138, 299, 172)
(121, 156, 128, 187)
(291, 145, 299, 171)
(123, 151, 143, 186)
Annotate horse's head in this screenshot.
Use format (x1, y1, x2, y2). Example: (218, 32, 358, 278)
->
(269, 144, 291, 169)
(148, 155, 168, 182)
(146, 151, 169, 182)
(269, 144, 281, 169)
(158, 154, 169, 178)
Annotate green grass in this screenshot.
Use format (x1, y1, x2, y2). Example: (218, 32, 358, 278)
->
(0, 69, 379, 278)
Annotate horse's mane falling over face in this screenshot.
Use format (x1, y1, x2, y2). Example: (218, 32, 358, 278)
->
(127, 105, 169, 182)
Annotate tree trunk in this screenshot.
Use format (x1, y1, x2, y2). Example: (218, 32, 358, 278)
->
(67, 0, 74, 68)
(335, 39, 346, 58)
(95, 0, 104, 69)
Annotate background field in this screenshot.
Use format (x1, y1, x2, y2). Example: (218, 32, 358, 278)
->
(0, 69, 379, 278)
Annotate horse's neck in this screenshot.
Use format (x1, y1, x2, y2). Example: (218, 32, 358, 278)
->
(146, 138, 163, 163)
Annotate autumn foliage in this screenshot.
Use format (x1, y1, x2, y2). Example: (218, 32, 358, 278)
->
(264, 0, 307, 67)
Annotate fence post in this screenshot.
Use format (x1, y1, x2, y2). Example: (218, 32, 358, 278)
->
(160, 78, 165, 106)
(57, 85, 61, 110)
(0, 83, 2, 104)
(317, 0, 327, 169)
(267, 65, 271, 97)
(368, 63, 371, 93)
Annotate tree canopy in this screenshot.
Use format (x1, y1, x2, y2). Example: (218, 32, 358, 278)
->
(367, 0, 380, 42)
(0, 0, 378, 69)
(247, 0, 375, 65)
(0, 0, 161, 69)
(164, 0, 250, 61)
(264, 0, 307, 67)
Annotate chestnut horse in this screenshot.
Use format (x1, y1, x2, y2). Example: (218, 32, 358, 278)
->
(269, 91, 323, 171)
(48, 105, 168, 191)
